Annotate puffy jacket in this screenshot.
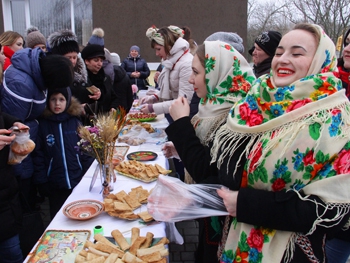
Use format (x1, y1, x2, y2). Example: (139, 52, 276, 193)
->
(113, 65, 133, 112)
(0, 109, 22, 242)
(0, 47, 47, 179)
(121, 55, 150, 90)
(33, 97, 94, 189)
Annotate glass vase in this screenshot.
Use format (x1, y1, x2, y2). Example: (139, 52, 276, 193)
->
(100, 163, 116, 198)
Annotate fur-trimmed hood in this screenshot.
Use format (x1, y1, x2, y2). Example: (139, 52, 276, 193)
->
(74, 56, 88, 83)
(42, 96, 82, 119)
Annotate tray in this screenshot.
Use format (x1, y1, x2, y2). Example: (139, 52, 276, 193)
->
(116, 170, 158, 183)
(128, 113, 157, 122)
(127, 151, 158, 161)
(27, 230, 90, 263)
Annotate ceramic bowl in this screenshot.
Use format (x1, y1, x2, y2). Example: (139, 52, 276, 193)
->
(63, 199, 104, 220)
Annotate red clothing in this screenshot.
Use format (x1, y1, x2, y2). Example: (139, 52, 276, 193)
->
(3, 45, 15, 71)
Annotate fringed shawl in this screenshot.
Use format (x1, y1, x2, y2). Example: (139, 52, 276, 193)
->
(191, 41, 255, 146)
(211, 25, 350, 263)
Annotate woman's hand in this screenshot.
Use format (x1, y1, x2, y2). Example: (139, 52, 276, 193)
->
(217, 187, 238, 217)
(12, 122, 29, 131)
(162, 141, 180, 159)
(0, 129, 15, 150)
(154, 71, 160, 83)
(140, 104, 150, 114)
(169, 97, 190, 121)
(89, 88, 101, 100)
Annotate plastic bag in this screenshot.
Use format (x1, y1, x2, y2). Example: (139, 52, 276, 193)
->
(118, 126, 149, 145)
(147, 175, 229, 222)
(8, 128, 35, 165)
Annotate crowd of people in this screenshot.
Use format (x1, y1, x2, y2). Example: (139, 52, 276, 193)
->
(0, 22, 349, 263)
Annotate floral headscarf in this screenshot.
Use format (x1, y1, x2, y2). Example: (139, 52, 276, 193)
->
(212, 25, 350, 263)
(146, 25, 184, 46)
(192, 40, 255, 146)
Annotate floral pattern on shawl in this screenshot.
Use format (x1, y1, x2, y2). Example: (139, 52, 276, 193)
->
(212, 25, 350, 263)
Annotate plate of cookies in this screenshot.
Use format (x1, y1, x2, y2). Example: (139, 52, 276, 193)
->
(77, 228, 169, 263)
(114, 160, 171, 183)
(103, 186, 154, 221)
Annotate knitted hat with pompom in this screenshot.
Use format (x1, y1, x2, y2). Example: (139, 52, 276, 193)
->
(87, 28, 104, 47)
(26, 26, 46, 49)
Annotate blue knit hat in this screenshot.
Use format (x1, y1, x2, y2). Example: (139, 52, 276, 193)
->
(205, 32, 244, 54)
(88, 28, 104, 47)
(130, 45, 140, 53)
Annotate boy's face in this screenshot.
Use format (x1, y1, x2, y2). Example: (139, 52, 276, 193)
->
(49, 93, 67, 114)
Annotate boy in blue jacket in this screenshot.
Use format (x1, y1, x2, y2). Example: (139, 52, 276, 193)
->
(33, 87, 94, 220)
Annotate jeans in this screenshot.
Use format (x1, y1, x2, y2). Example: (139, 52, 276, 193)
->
(326, 238, 350, 263)
(0, 234, 23, 263)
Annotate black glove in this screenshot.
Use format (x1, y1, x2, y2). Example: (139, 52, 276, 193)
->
(37, 182, 51, 198)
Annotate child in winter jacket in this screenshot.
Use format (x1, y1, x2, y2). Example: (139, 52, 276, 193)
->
(33, 87, 94, 220)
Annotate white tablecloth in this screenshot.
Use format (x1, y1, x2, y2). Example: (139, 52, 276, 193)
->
(24, 116, 170, 262)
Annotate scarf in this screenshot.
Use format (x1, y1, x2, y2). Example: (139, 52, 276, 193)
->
(185, 41, 255, 184)
(146, 25, 184, 46)
(157, 37, 189, 100)
(211, 25, 350, 263)
(191, 40, 255, 146)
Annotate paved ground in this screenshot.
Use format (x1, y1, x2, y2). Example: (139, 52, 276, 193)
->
(38, 198, 199, 263)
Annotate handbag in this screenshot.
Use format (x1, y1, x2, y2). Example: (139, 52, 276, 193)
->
(18, 193, 45, 257)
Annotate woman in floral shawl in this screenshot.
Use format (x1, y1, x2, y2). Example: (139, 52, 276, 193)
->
(164, 40, 255, 262)
(212, 23, 350, 262)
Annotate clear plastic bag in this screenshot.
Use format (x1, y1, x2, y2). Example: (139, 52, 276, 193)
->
(8, 128, 35, 165)
(147, 175, 229, 222)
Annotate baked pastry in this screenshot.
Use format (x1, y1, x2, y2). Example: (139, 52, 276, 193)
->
(11, 139, 35, 156)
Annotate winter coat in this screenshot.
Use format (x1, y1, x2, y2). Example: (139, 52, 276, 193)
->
(86, 67, 119, 114)
(3, 45, 15, 71)
(0, 109, 22, 242)
(152, 38, 194, 115)
(33, 97, 94, 189)
(0, 47, 47, 179)
(121, 55, 150, 90)
(113, 65, 133, 112)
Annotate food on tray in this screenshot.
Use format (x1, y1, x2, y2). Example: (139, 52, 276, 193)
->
(78, 229, 169, 263)
(123, 120, 155, 134)
(115, 160, 171, 182)
(128, 112, 157, 122)
(103, 186, 152, 221)
(117, 136, 146, 146)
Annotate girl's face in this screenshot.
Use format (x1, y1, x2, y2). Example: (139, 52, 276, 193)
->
(85, 57, 103, 74)
(64, 52, 78, 67)
(189, 54, 207, 98)
(49, 93, 67, 114)
(342, 41, 350, 70)
(34, 44, 46, 52)
(154, 44, 166, 60)
(271, 29, 317, 87)
(10, 37, 24, 52)
(130, 49, 139, 58)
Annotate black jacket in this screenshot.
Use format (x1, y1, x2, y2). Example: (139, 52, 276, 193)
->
(113, 65, 133, 113)
(33, 97, 94, 189)
(0, 109, 22, 242)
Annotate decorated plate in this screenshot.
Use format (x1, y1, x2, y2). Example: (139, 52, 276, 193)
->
(127, 151, 158, 161)
(63, 200, 104, 220)
(128, 113, 157, 122)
